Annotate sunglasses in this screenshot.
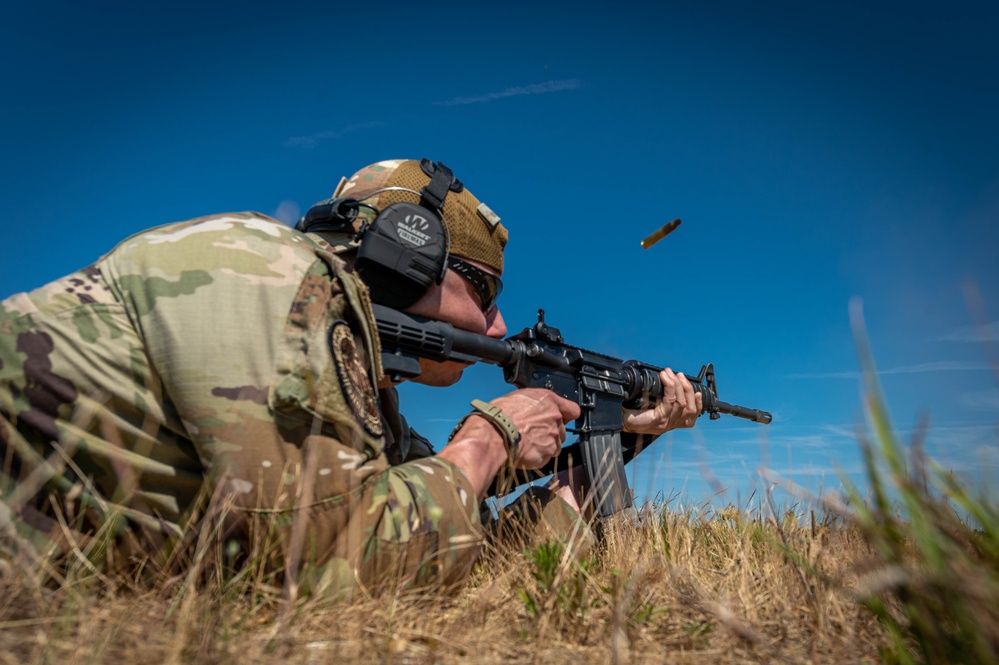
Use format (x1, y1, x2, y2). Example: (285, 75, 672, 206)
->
(446, 255, 503, 314)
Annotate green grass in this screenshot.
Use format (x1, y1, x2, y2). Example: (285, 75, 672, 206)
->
(839, 299, 999, 664)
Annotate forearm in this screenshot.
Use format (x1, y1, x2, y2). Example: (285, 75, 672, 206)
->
(436, 416, 508, 501)
(249, 451, 485, 591)
(342, 457, 484, 589)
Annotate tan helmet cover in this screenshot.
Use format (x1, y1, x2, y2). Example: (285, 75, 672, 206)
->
(337, 159, 508, 275)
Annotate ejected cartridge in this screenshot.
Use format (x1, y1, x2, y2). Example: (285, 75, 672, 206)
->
(640, 218, 682, 249)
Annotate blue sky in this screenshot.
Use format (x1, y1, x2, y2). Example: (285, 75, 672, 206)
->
(3, 1, 997, 511)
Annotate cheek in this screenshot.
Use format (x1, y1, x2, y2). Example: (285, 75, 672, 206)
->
(414, 359, 466, 387)
(403, 286, 444, 319)
(402, 275, 487, 334)
(436, 292, 487, 334)
(448, 310, 487, 335)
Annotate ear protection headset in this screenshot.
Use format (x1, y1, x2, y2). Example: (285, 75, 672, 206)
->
(295, 159, 464, 309)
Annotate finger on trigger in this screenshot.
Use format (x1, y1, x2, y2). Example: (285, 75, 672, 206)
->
(554, 394, 581, 421)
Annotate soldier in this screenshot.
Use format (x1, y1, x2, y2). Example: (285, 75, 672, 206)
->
(0, 159, 700, 592)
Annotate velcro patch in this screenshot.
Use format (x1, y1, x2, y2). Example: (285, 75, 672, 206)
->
(476, 203, 501, 229)
(329, 320, 382, 437)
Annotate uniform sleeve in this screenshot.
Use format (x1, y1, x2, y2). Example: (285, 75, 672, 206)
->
(260, 254, 484, 591)
(101, 214, 482, 590)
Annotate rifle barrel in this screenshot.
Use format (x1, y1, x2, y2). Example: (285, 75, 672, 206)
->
(715, 400, 773, 424)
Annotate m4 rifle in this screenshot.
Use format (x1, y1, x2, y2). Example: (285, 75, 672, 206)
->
(372, 304, 772, 517)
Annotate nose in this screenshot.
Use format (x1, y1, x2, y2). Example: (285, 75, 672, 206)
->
(485, 306, 507, 338)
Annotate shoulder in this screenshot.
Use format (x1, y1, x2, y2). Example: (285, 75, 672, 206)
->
(105, 212, 311, 267)
(98, 212, 347, 296)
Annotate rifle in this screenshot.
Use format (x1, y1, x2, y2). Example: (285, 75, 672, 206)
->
(372, 304, 772, 517)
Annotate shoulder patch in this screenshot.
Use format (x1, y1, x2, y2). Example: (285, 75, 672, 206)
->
(329, 320, 382, 436)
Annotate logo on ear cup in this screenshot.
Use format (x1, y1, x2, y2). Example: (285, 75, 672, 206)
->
(395, 214, 432, 247)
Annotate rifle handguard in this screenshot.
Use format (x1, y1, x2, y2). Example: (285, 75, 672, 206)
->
(449, 399, 521, 459)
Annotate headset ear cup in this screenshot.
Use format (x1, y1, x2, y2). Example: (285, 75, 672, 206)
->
(355, 202, 448, 308)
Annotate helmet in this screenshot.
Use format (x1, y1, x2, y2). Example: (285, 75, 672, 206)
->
(337, 159, 508, 275)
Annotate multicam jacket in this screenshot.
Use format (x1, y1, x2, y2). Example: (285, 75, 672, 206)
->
(0, 213, 481, 591)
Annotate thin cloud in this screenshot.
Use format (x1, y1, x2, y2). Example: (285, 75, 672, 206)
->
(788, 360, 991, 379)
(770, 434, 847, 450)
(927, 425, 999, 467)
(936, 321, 999, 343)
(786, 370, 860, 379)
(434, 79, 581, 106)
(961, 388, 999, 411)
(282, 121, 384, 149)
(820, 423, 860, 439)
(762, 463, 843, 478)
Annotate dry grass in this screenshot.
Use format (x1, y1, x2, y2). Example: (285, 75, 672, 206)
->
(1, 500, 892, 665)
(3, 299, 998, 663)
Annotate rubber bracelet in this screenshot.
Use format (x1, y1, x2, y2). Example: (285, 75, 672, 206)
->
(449, 399, 521, 457)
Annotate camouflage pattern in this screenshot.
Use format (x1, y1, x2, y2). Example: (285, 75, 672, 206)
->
(0, 212, 482, 590)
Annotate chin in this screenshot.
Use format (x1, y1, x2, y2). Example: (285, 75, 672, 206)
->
(413, 361, 466, 387)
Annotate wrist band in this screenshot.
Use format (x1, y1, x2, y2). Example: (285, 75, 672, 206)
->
(449, 399, 521, 457)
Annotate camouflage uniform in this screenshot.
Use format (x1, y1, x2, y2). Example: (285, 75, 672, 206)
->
(0, 213, 481, 590)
